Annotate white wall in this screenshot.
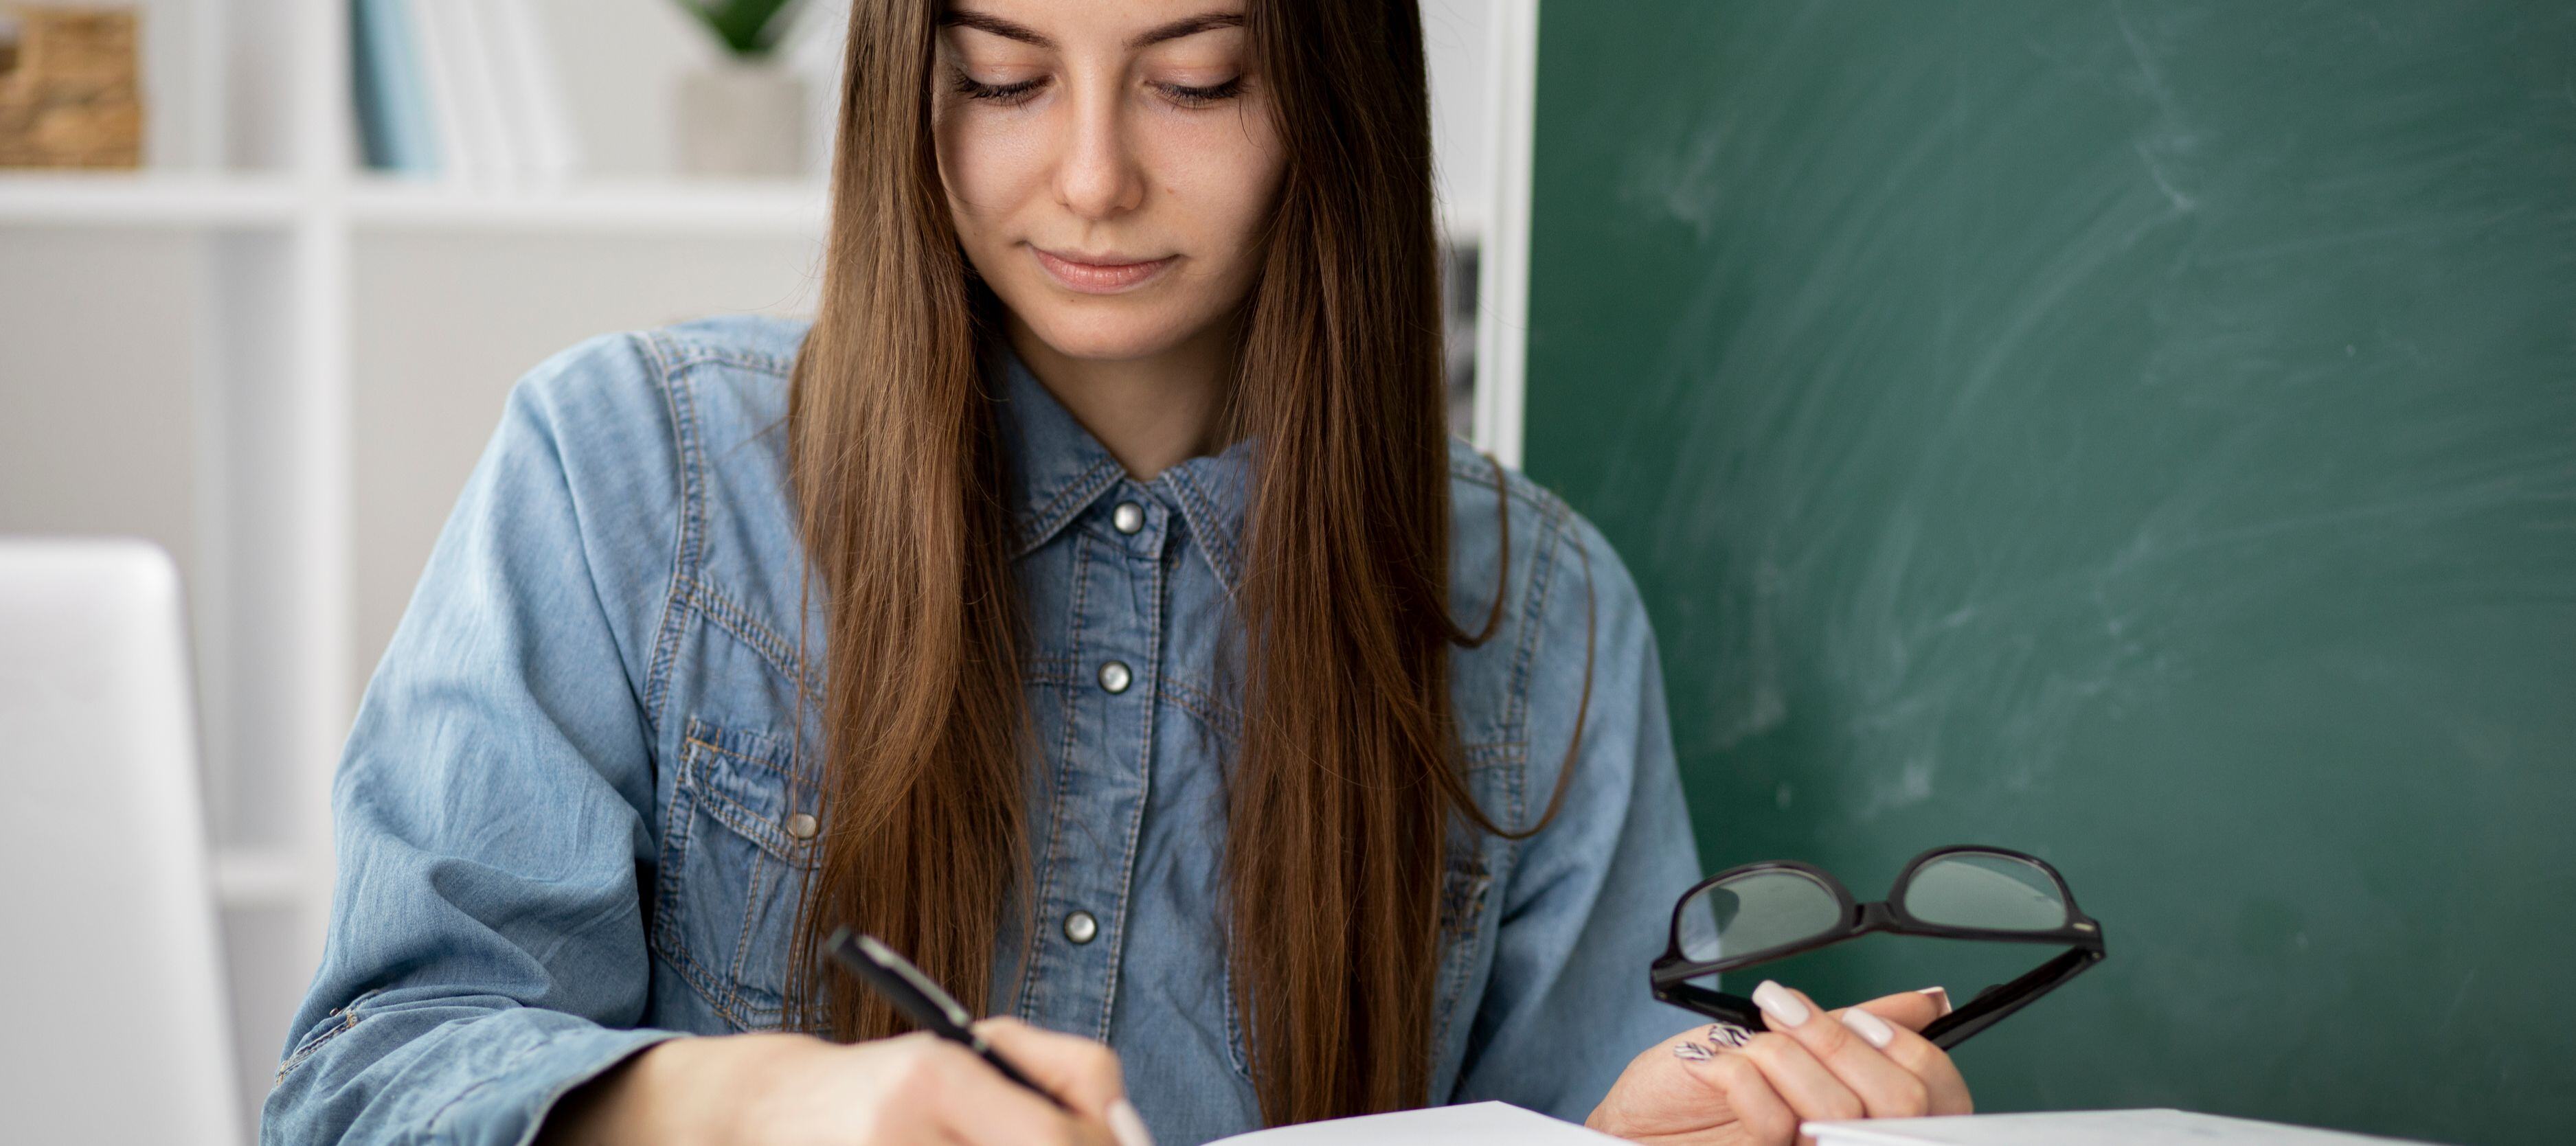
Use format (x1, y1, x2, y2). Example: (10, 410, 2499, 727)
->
(348, 231, 822, 696)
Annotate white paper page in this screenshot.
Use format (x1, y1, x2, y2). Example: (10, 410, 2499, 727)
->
(1212, 1101, 1623, 1145)
(1805, 1109, 2434, 1146)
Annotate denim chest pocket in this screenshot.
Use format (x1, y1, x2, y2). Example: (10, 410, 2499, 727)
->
(653, 716, 821, 1031)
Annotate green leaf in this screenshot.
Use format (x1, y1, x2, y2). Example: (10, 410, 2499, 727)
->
(676, 0, 804, 58)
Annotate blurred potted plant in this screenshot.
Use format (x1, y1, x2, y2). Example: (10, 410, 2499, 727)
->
(674, 0, 806, 176)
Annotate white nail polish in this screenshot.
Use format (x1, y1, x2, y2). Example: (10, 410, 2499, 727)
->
(1917, 986, 1954, 1016)
(1841, 1009, 1896, 1048)
(1108, 1097, 1156, 1146)
(1752, 981, 1811, 1028)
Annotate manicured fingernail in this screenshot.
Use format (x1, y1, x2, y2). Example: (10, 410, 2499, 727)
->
(1672, 1040, 1716, 1062)
(1108, 1098, 1155, 1146)
(1752, 981, 1811, 1028)
(1917, 986, 1953, 1016)
(1841, 1009, 1896, 1048)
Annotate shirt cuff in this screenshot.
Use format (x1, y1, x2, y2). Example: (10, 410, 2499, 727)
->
(429, 1023, 690, 1146)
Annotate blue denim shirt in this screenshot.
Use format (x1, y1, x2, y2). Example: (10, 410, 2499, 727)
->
(264, 314, 1704, 1145)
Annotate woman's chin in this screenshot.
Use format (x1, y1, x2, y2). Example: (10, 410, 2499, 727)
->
(1013, 308, 1203, 365)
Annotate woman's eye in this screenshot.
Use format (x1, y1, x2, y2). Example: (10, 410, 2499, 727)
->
(1153, 76, 1244, 110)
(951, 69, 1047, 106)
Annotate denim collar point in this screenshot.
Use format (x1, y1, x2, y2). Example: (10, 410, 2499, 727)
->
(995, 342, 1254, 593)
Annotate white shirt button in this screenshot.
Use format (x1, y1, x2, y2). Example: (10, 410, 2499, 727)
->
(1111, 501, 1146, 534)
(784, 812, 818, 840)
(1097, 660, 1133, 694)
(1063, 910, 1098, 944)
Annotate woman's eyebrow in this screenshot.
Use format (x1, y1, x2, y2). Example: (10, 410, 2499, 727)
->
(1128, 12, 1244, 49)
(936, 9, 1244, 51)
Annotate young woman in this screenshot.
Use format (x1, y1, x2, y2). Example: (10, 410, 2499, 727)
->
(264, 2, 1971, 1144)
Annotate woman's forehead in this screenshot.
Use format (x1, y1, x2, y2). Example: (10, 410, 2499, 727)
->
(938, 1, 1248, 54)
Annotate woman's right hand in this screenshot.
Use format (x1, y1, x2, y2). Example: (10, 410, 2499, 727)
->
(542, 1018, 1153, 1146)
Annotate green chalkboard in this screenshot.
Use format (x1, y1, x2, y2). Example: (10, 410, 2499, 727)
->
(1521, 3, 2576, 1143)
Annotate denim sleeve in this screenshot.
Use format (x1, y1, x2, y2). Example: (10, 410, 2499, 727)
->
(1450, 508, 1708, 1122)
(263, 335, 688, 1146)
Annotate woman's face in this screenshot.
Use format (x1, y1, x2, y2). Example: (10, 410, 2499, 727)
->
(933, 1, 1284, 363)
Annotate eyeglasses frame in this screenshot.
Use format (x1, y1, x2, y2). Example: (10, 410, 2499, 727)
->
(1649, 845, 2107, 1051)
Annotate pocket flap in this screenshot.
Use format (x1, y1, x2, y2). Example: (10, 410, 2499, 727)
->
(677, 716, 821, 866)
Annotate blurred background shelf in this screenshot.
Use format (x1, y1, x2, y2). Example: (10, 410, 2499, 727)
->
(0, 171, 832, 235)
(345, 174, 829, 233)
(0, 172, 1486, 239)
(0, 171, 304, 228)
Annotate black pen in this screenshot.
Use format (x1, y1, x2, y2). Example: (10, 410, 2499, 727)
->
(822, 926, 1070, 1110)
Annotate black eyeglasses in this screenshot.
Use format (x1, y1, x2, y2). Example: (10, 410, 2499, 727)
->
(1651, 845, 2105, 1050)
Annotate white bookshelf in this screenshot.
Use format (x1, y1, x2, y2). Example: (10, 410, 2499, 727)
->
(0, 170, 1495, 238)
(348, 174, 827, 233)
(0, 170, 304, 226)
(0, 0, 1538, 1138)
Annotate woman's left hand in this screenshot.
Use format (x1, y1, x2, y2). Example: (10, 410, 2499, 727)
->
(1585, 982, 1972, 1145)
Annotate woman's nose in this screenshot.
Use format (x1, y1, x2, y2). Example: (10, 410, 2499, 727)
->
(1054, 85, 1146, 220)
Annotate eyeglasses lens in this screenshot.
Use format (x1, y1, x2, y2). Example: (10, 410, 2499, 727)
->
(1680, 869, 1842, 963)
(1901, 852, 2069, 931)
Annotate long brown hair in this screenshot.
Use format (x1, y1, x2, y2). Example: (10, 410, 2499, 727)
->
(784, 0, 1579, 1125)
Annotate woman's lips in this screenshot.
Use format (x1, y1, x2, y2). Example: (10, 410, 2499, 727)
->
(1031, 247, 1175, 294)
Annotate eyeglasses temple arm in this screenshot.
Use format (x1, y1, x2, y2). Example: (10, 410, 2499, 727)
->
(1921, 943, 2103, 1050)
(1659, 978, 1767, 1031)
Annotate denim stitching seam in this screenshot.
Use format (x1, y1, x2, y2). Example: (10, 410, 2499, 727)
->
(677, 575, 822, 707)
(1504, 495, 1571, 830)
(681, 732, 804, 782)
(648, 719, 701, 988)
(1157, 677, 1241, 744)
(1447, 452, 1553, 514)
(1432, 851, 1495, 1056)
(656, 345, 793, 377)
(1092, 527, 1163, 1043)
(1023, 656, 1081, 685)
(640, 332, 708, 737)
(727, 812, 770, 1023)
(1015, 456, 1125, 555)
(1018, 536, 1092, 1022)
(651, 725, 750, 1029)
(420, 1027, 571, 1138)
(272, 989, 372, 1084)
(1165, 469, 1243, 601)
(683, 754, 813, 864)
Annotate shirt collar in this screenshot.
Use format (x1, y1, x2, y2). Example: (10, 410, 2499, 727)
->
(994, 341, 1254, 594)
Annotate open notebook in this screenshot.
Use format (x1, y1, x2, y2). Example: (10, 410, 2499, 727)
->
(1212, 1102, 1621, 1145)
(1804, 1110, 2438, 1145)
(1203, 1105, 2444, 1145)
